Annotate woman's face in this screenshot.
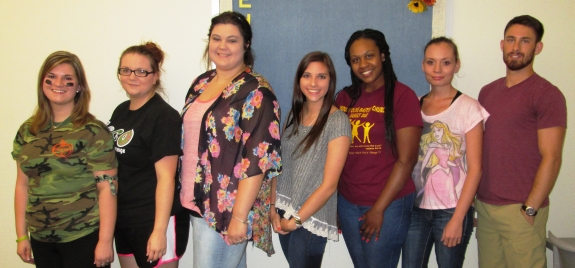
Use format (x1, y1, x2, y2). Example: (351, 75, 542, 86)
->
(42, 63, 79, 109)
(299, 61, 330, 105)
(209, 23, 246, 71)
(422, 42, 460, 88)
(432, 126, 445, 142)
(118, 53, 158, 99)
(348, 38, 385, 88)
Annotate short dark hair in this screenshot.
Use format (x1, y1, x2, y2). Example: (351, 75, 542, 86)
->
(504, 15, 544, 42)
(203, 11, 254, 70)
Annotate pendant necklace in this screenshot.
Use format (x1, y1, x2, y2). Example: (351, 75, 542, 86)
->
(52, 118, 68, 129)
(301, 118, 316, 133)
(53, 121, 64, 129)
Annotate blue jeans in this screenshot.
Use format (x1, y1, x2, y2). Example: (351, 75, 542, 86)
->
(402, 206, 474, 268)
(338, 193, 414, 268)
(278, 227, 328, 268)
(191, 216, 247, 268)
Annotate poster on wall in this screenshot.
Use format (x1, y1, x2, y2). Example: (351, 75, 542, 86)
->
(233, 0, 433, 122)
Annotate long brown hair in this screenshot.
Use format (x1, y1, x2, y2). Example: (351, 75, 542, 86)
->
(31, 51, 93, 135)
(285, 51, 337, 156)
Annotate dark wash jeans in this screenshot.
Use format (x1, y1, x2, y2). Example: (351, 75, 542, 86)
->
(402, 206, 474, 268)
(338, 193, 414, 268)
(278, 227, 328, 268)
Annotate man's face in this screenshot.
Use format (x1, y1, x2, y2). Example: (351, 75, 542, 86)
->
(500, 24, 542, 71)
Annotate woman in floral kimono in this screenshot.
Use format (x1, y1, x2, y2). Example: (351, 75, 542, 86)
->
(178, 11, 282, 268)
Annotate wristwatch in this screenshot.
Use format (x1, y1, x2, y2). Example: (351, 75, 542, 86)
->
(292, 212, 302, 228)
(522, 205, 538, 216)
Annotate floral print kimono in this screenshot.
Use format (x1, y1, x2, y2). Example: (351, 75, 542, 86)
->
(180, 67, 282, 255)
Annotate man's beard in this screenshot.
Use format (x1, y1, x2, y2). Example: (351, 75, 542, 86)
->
(503, 50, 534, 71)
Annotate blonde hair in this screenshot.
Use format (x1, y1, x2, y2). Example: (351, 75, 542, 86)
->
(31, 51, 93, 135)
(420, 121, 462, 167)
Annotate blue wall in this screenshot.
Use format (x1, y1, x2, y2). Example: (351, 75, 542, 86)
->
(234, 0, 432, 122)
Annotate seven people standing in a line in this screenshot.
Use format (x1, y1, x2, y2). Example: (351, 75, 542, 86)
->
(12, 11, 566, 268)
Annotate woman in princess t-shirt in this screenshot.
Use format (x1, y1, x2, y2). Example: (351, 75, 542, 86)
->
(402, 37, 489, 268)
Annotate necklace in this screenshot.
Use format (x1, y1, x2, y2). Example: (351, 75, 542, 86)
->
(301, 119, 316, 133)
(52, 120, 66, 129)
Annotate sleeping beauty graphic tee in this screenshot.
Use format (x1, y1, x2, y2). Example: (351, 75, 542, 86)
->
(413, 94, 488, 209)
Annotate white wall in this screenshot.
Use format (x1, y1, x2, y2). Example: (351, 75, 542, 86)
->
(449, 1, 575, 267)
(1, 1, 573, 268)
(0, 1, 212, 267)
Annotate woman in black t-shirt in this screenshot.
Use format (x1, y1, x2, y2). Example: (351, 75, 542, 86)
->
(108, 42, 189, 268)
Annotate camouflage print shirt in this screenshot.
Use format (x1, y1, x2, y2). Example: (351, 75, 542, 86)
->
(12, 117, 117, 243)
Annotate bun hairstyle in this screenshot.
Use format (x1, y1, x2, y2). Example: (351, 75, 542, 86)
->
(424, 36, 459, 62)
(119, 41, 165, 94)
(342, 29, 399, 157)
(203, 11, 254, 70)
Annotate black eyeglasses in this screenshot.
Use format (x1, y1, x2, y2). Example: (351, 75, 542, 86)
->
(118, 68, 155, 77)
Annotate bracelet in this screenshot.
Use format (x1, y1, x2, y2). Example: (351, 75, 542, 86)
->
(16, 235, 29, 243)
(232, 215, 248, 225)
(270, 203, 275, 206)
(95, 174, 118, 196)
(293, 212, 302, 228)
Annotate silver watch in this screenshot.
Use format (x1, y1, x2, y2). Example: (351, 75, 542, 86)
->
(522, 205, 538, 216)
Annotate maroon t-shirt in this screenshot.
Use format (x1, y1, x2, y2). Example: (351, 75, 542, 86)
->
(335, 82, 422, 206)
(477, 73, 567, 207)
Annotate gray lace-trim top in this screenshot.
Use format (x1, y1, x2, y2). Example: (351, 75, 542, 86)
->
(276, 110, 351, 241)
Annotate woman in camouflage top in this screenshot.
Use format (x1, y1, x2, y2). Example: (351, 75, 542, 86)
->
(12, 51, 118, 268)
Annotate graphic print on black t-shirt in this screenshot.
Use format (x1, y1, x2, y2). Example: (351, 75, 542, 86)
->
(109, 127, 134, 153)
(107, 94, 183, 227)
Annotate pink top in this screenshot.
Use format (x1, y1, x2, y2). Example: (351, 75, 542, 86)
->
(414, 93, 489, 209)
(180, 96, 217, 213)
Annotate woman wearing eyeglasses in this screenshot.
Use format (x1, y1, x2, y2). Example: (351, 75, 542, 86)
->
(108, 42, 189, 268)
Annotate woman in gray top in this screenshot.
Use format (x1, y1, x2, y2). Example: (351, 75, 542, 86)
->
(271, 51, 351, 267)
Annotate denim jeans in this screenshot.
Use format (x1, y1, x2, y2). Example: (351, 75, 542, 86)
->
(278, 227, 328, 268)
(402, 206, 474, 268)
(191, 216, 247, 268)
(338, 193, 414, 268)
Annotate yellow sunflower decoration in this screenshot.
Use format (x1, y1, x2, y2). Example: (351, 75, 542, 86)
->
(408, 0, 427, 14)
